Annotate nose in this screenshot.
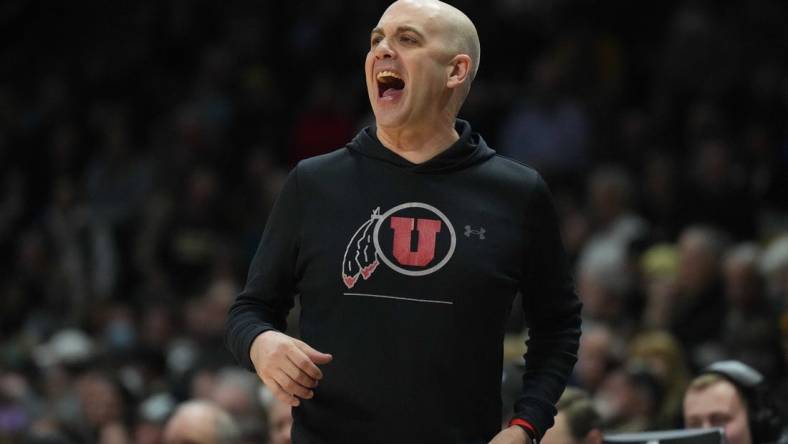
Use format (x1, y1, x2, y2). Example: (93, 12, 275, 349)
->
(373, 37, 395, 59)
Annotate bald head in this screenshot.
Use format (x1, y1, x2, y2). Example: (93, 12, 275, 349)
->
(383, 0, 480, 81)
(163, 401, 240, 444)
(366, 0, 482, 131)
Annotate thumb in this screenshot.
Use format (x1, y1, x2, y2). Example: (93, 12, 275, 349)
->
(295, 340, 333, 364)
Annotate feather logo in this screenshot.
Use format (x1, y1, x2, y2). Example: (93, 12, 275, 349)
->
(341, 207, 381, 289)
(340, 203, 456, 287)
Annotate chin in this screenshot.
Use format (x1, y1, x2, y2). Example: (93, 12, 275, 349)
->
(372, 109, 407, 129)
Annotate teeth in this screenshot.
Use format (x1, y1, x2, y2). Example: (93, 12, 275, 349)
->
(376, 70, 402, 81)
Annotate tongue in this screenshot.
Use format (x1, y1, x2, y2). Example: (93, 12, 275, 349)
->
(382, 87, 402, 99)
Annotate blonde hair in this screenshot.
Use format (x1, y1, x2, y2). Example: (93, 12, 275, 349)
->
(629, 330, 689, 428)
(687, 373, 727, 392)
(556, 388, 601, 442)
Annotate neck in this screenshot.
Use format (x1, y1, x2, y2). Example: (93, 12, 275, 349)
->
(376, 116, 459, 164)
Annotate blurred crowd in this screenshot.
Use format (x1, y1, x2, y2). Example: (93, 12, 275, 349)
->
(1, 0, 787, 443)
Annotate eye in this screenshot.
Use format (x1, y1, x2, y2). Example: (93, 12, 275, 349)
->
(709, 413, 731, 427)
(399, 34, 417, 44)
(371, 35, 383, 46)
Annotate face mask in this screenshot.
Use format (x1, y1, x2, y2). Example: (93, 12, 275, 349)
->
(105, 320, 136, 350)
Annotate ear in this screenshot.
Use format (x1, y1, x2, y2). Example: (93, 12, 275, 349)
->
(446, 54, 472, 90)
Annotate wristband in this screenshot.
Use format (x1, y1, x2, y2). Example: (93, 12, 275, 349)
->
(508, 418, 537, 443)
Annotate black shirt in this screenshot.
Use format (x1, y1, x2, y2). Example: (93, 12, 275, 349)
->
(226, 119, 582, 443)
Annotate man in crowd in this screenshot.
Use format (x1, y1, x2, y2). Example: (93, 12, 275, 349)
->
(540, 388, 603, 444)
(683, 360, 784, 444)
(163, 400, 241, 444)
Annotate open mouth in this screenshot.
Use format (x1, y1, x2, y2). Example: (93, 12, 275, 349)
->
(376, 70, 405, 98)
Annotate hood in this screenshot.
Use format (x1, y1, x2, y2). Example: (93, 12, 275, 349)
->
(346, 119, 496, 174)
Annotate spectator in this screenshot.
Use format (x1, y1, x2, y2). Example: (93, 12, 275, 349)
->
(209, 368, 267, 444)
(761, 234, 788, 313)
(639, 152, 682, 241)
(541, 388, 603, 444)
(670, 226, 728, 368)
(162, 400, 241, 444)
(586, 166, 648, 251)
(640, 243, 679, 329)
(74, 371, 132, 444)
(135, 393, 176, 444)
(595, 364, 663, 433)
(628, 330, 689, 428)
(574, 324, 624, 394)
(577, 241, 633, 331)
(683, 360, 785, 444)
(721, 244, 785, 381)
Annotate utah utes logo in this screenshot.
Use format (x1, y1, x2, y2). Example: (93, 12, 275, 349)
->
(341, 202, 456, 288)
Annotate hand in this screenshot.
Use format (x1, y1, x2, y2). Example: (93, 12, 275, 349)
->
(489, 426, 531, 444)
(250, 330, 333, 407)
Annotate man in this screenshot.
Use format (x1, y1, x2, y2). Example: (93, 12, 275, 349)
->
(671, 226, 727, 366)
(683, 360, 784, 444)
(163, 401, 241, 444)
(540, 388, 602, 444)
(225, 1, 582, 442)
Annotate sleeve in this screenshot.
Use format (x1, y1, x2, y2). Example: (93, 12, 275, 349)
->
(225, 166, 303, 372)
(510, 173, 582, 440)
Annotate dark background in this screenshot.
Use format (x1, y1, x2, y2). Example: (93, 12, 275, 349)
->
(1, 1, 787, 443)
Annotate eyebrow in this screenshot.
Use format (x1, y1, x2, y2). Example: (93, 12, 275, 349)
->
(370, 25, 425, 40)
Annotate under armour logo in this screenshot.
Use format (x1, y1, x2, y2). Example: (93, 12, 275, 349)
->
(464, 225, 485, 239)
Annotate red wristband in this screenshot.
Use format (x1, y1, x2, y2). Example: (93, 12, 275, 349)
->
(508, 418, 536, 439)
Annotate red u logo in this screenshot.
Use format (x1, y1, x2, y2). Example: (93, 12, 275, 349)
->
(389, 217, 442, 266)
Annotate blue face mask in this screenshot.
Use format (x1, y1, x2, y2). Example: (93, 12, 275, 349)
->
(105, 320, 136, 350)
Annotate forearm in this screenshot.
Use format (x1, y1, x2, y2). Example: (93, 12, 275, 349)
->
(512, 299, 581, 436)
(225, 292, 287, 371)
(513, 173, 583, 438)
(225, 167, 303, 371)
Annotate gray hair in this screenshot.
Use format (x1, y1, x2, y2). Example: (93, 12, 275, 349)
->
(680, 225, 729, 257)
(724, 242, 761, 270)
(169, 400, 242, 444)
(760, 233, 788, 276)
(215, 367, 262, 398)
(578, 240, 631, 297)
(214, 406, 242, 444)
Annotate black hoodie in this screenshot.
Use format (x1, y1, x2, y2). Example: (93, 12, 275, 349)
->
(226, 119, 581, 443)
